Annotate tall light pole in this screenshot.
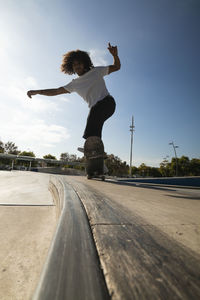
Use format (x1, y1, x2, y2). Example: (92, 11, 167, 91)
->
(169, 141, 179, 176)
(129, 115, 135, 176)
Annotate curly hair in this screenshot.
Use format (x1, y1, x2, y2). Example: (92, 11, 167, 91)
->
(60, 50, 94, 75)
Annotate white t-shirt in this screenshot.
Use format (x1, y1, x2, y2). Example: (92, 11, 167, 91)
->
(63, 66, 110, 108)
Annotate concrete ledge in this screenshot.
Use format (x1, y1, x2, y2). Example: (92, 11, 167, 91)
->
(65, 176, 200, 300)
(33, 175, 109, 300)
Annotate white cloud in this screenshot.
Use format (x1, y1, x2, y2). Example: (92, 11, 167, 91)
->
(0, 74, 70, 155)
(89, 49, 109, 66)
(0, 108, 70, 153)
(57, 95, 70, 103)
(0, 75, 71, 113)
(24, 76, 38, 89)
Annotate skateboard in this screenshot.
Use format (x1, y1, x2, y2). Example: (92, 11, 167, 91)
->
(83, 136, 106, 181)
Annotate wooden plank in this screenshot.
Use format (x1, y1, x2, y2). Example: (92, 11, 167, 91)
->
(67, 178, 200, 300)
(68, 180, 134, 225)
(93, 225, 200, 300)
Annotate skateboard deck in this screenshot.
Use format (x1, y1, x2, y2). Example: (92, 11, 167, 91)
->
(84, 136, 105, 180)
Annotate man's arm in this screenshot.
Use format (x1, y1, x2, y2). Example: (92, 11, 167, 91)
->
(107, 42, 121, 74)
(27, 87, 70, 98)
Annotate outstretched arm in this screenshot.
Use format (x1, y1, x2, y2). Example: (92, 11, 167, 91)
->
(107, 42, 121, 74)
(27, 87, 70, 99)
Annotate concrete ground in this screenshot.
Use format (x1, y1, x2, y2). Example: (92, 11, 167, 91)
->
(0, 171, 57, 300)
(1, 172, 200, 299)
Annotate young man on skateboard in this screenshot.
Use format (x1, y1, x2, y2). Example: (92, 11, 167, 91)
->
(27, 42, 121, 141)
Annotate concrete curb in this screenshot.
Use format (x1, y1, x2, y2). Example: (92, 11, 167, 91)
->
(32, 175, 109, 300)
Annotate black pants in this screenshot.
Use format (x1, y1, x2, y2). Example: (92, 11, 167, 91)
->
(83, 95, 116, 139)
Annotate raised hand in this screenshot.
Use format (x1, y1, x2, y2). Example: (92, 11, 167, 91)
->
(27, 90, 38, 98)
(107, 42, 118, 56)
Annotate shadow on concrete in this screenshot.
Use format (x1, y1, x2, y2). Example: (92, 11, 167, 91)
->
(165, 194, 200, 201)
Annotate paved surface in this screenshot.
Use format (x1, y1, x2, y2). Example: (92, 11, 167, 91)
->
(1, 172, 200, 299)
(0, 171, 57, 300)
(65, 175, 200, 299)
(0, 171, 53, 205)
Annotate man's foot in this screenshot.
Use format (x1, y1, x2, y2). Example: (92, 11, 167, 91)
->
(78, 147, 84, 153)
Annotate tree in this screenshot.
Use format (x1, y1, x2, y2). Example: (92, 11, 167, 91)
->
(190, 158, 200, 176)
(69, 154, 77, 162)
(19, 151, 35, 157)
(0, 140, 4, 153)
(138, 163, 149, 177)
(170, 157, 178, 176)
(43, 154, 57, 167)
(150, 167, 162, 177)
(159, 156, 200, 177)
(178, 156, 190, 176)
(159, 159, 171, 177)
(105, 154, 129, 176)
(43, 154, 57, 160)
(131, 166, 138, 176)
(60, 152, 70, 161)
(4, 141, 20, 155)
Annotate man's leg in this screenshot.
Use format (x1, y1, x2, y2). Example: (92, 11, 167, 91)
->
(83, 96, 116, 139)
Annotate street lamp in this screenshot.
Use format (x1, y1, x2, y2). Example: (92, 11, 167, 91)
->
(169, 141, 179, 176)
(129, 115, 135, 176)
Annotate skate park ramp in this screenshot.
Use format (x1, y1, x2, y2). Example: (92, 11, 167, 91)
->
(0, 171, 53, 205)
(1, 171, 200, 299)
(33, 174, 200, 300)
(0, 171, 57, 300)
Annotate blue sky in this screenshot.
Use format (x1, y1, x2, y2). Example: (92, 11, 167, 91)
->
(0, 0, 199, 166)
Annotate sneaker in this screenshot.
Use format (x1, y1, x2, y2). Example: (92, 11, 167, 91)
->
(77, 147, 84, 153)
